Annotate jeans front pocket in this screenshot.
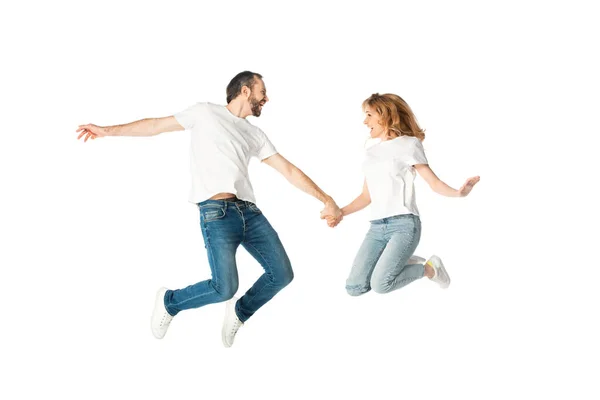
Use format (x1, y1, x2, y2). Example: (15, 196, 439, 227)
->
(248, 203, 262, 214)
(201, 205, 226, 222)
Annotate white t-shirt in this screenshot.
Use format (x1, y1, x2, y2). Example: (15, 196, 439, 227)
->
(363, 135, 428, 220)
(174, 102, 278, 204)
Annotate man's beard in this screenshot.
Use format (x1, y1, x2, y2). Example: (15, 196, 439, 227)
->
(250, 96, 263, 117)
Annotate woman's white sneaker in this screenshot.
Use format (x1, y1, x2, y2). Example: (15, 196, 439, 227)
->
(426, 255, 451, 289)
(151, 287, 174, 339)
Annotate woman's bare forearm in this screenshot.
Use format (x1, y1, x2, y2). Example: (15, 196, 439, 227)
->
(341, 193, 371, 216)
(430, 180, 461, 197)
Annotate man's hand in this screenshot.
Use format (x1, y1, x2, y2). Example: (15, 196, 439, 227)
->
(324, 214, 343, 228)
(77, 124, 108, 142)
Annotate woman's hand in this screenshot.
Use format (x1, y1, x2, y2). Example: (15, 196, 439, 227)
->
(458, 176, 480, 197)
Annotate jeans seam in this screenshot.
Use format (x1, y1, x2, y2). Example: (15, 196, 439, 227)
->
(394, 276, 420, 287)
(348, 234, 386, 294)
(202, 220, 221, 290)
(378, 223, 419, 292)
(370, 244, 387, 287)
(239, 204, 246, 241)
(240, 240, 277, 312)
(170, 287, 218, 309)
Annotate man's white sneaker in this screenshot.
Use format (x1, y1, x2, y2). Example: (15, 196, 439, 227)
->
(426, 255, 451, 289)
(151, 287, 174, 339)
(222, 297, 243, 348)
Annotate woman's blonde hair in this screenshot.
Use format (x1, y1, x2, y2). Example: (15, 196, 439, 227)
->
(362, 93, 425, 141)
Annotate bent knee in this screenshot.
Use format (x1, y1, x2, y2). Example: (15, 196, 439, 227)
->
(370, 280, 393, 294)
(278, 267, 294, 287)
(285, 269, 294, 286)
(212, 282, 238, 302)
(220, 290, 236, 301)
(346, 285, 370, 297)
(272, 259, 294, 288)
(371, 285, 392, 294)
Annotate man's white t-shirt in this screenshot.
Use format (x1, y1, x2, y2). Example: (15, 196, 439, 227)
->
(174, 102, 278, 204)
(363, 136, 428, 221)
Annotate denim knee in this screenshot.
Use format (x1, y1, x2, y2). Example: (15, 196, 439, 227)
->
(371, 280, 393, 294)
(212, 281, 238, 302)
(274, 261, 294, 288)
(346, 285, 369, 296)
(373, 285, 391, 294)
(283, 268, 294, 287)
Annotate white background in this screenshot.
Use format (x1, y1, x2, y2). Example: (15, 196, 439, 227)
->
(1, 0, 598, 399)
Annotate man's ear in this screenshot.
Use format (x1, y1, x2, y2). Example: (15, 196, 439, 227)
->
(241, 85, 252, 98)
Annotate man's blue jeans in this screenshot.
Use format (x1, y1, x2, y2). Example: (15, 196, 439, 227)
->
(164, 199, 293, 322)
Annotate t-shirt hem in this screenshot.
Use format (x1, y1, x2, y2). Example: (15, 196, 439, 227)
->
(369, 210, 420, 221)
(188, 192, 257, 204)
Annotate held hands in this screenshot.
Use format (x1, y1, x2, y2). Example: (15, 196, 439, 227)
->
(76, 124, 107, 142)
(324, 213, 343, 228)
(320, 199, 343, 228)
(458, 176, 481, 197)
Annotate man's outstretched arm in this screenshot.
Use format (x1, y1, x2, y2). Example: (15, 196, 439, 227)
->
(77, 116, 184, 142)
(262, 153, 342, 219)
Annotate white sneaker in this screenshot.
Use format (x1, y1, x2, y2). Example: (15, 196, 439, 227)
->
(222, 297, 243, 348)
(408, 255, 426, 264)
(151, 287, 174, 339)
(426, 255, 451, 289)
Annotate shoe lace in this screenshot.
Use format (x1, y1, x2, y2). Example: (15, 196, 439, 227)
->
(161, 312, 172, 327)
(230, 318, 243, 336)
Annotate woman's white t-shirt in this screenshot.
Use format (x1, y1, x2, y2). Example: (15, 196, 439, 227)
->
(174, 102, 278, 204)
(363, 136, 428, 220)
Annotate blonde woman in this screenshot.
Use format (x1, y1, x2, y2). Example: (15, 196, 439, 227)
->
(324, 93, 479, 295)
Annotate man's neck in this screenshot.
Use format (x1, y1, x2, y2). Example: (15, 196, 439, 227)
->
(226, 101, 248, 118)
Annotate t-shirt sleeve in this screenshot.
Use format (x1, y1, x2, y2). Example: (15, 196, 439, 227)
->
(254, 127, 278, 160)
(174, 102, 204, 130)
(407, 139, 428, 166)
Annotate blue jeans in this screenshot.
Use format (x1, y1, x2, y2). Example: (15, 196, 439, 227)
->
(164, 199, 293, 322)
(346, 214, 424, 296)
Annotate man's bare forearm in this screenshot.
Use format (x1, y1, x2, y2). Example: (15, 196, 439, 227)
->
(103, 118, 163, 137)
(285, 165, 334, 205)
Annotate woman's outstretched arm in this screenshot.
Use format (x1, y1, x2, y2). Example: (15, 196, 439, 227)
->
(414, 164, 480, 197)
